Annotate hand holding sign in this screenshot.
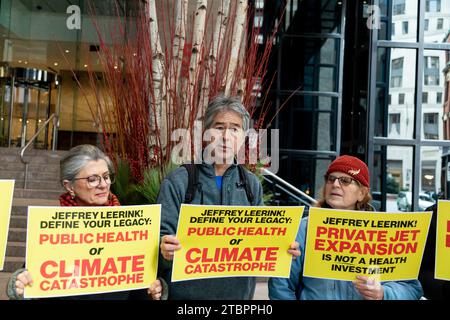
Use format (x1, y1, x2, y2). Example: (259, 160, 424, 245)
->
(353, 275, 384, 300)
(288, 242, 301, 259)
(160, 235, 182, 261)
(14, 270, 34, 298)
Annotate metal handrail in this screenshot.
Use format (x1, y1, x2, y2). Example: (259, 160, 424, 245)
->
(262, 168, 318, 206)
(20, 113, 57, 189)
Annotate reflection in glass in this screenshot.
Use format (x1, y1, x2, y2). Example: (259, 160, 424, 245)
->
(389, 0, 417, 42)
(281, 37, 339, 92)
(283, 0, 342, 34)
(376, 48, 416, 139)
(277, 95, 337, 151)
(421, 146, 442, 205)
(276, 155, 332, 201)
(387, 146, 413, 212)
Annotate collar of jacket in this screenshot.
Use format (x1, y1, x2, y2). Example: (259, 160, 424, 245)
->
(198, 162, 239, 178)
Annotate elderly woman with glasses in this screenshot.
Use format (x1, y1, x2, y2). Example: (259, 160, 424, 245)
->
(7, 144, 164, 300)
(268, 155, 423, 300)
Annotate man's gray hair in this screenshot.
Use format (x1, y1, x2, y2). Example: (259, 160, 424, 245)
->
(204, 95, 250, 131)
(60, 144, 114, 184)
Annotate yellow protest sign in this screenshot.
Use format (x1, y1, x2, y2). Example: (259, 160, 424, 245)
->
(172, 204, 303, 282)
(0, 180, 14, 271)
(304, 208, 431, 281)
(436, 200, 450, 280)
(24, 204, 161, 298)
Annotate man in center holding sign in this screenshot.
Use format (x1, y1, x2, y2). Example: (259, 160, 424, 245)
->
(157, 95, 300, 300)
(268, 155, 424, 300)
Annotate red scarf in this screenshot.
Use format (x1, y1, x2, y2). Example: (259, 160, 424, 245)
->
(59, 192, 121, 206)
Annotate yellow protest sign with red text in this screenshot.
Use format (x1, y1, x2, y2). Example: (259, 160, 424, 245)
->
(436, 200, 450, 280)
(172, 204, 303, 282)
(25, 204, 160, 298)
(303, 208, 431, 281)
(0, 180, 14, 271)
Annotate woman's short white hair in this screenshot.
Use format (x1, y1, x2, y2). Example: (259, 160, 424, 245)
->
(60, 144, 114, 184)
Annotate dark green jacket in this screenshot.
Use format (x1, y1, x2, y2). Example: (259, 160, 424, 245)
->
(157, 163, 264, 300)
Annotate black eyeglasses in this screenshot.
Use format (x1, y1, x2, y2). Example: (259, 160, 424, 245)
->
(73, 174, 115, 188)
(324, 174, 358, 187)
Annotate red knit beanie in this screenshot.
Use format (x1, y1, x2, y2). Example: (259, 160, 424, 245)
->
(326, 155, 370, 188)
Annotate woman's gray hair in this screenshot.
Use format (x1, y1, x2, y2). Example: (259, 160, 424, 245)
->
(204, 95, 250, 131)
(60, 144, 114, 184)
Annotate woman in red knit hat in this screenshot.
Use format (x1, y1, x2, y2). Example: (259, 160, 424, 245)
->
(269, 155, 423, 300)
(6, 144, 165, 300)
(318, 154, 372, 211)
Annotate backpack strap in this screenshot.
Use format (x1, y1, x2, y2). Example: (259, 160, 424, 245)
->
(237, 164, 255, 204)
(182, 164, 199, 203)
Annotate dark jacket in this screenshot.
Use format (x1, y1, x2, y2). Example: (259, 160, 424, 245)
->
(419, 204, 450, 300)
(157, 163, 264, 300)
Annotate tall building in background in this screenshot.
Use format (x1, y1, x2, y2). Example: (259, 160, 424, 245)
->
(387, 0, 449, 196)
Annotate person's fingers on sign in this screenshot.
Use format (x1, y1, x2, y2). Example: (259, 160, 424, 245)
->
(148, 279, 162, 300)
(353, 275, 384, 300)
(15, 270, 34, 296)
(287, 241, 301, 259)
(160, 235, 182, 261)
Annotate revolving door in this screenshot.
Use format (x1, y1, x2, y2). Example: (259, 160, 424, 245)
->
(0, 65, 59, 149)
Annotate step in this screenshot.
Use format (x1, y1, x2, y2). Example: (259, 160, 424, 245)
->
(12, 199, 60, 207)
(0, 170, 61, 181)
(0, 162, 60, 172)
(5, 242, 26, 257)
(10, 206, 27, 217)
(13, 189, 64, 200)
(2, 257, 25, 272)
(7, 228, 26, 242)
(8, 216, 27, 228)
(12, 180, 62, 191)
(23, 180, 62, 190)
(0, 147, 66, 159)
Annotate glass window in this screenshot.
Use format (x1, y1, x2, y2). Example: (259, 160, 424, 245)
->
(437, 18, 443, 30)
(282, 0, 342, 34)
(276, 95, 337, 151)
(402, 21, 409, 35)
(372, 146, 413, 212)
(426, 0, 441, 12)
(437, 92, 442, 104)
(423, 92, 428, 104)
(255, 0, 264, 9)
(389, 1, 417, 42)
(389, 113, 401, 136)
(424, 19, 429, 31)
(276, 155, 332, 201)
(421, 147, 443, 202)
(376, 48, 416, 139)
(391, 57, 404, 88)
(392, 23, 395, 36)
(393, 0, 406, 15)
(387, 146, 413, 211)
(424, 56, 440, 86)
(423, 113, 439, 139)
(280, 37, 339, 92)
